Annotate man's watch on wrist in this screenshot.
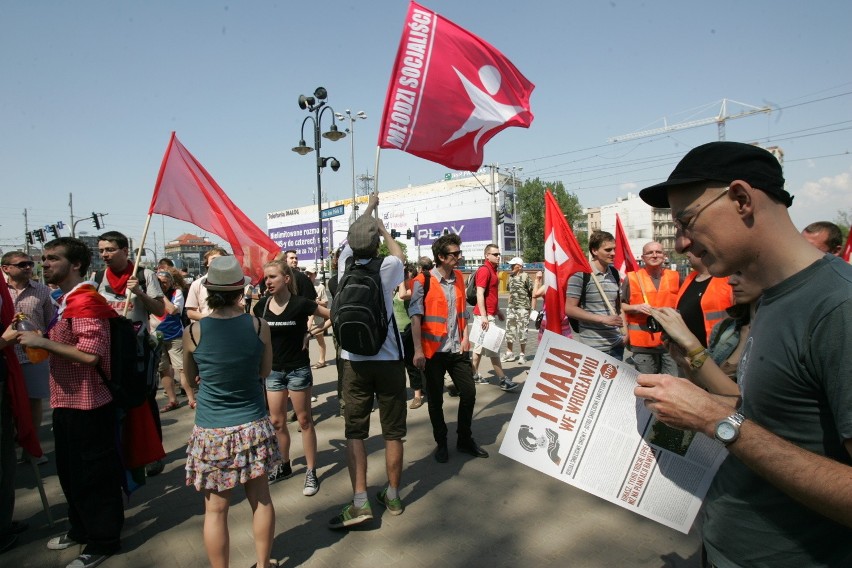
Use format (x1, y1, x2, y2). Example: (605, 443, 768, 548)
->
(714, 412, 745, 446)
(688, 349, 710, 370)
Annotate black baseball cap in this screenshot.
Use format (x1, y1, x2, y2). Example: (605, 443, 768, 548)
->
(639, 142, 792, 208)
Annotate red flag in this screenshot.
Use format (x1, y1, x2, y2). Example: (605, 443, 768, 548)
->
(148, 133, 280, 283)
(378, 1, 534, 171)
(842, 229, 852, 262)
(0, 277, 41, 458)
(614, 214, 639, 279)
(543, 190, 592, 335)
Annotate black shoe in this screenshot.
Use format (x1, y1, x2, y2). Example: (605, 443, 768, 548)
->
(0, 521, 28, 537)
(145, 459, 165, 477)
(434, 444, 449, 463)
(457, 439, 489, 458)
(0, 534, 17, 554)
(446, 384, 459, 397)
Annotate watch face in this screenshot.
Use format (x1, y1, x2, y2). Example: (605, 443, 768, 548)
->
(717, 421, 737, 442)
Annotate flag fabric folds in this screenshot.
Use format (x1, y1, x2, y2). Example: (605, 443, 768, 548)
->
(148, 133, 280, 283)
(378, 1, 534, 171)
(613, 214, 639, 279)
(543, 190, 592, 335)
(842, 229, 852, 263)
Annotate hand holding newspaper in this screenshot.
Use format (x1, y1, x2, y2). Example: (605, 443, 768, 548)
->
(468, 321, 506, 352)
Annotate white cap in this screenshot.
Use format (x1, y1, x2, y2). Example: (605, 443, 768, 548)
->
(508, 257, 524, 266)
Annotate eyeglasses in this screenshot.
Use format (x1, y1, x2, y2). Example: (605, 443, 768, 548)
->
(673, 187, 729, 236)
(642, 251, 664, 257)
(444, 250, 462, 258)
(2, 261, 35, 269)
(487, 252, 501, 257)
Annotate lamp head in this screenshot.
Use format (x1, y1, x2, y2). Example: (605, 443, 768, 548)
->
(322, 124, 346, 142)
(330, 158, 341, 172)
(292, 140, 313, 155)
(357, 111, 367, 119)
(298, 95, 315, 110)
(314, 87, 328, 101)
(334, 112, 345, 121)
(320, 157, 341, 172)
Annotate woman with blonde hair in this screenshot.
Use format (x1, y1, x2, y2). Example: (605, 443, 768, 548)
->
(183, 256, 279, 568)
(254, 259, 330, 496)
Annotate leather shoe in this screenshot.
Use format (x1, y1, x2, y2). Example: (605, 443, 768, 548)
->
(434, 444, 449, 463)
(457, 439, 489, 458)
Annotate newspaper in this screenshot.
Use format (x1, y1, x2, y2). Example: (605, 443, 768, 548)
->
(468, 321, 506, 352)
(499, 331, 729, 534)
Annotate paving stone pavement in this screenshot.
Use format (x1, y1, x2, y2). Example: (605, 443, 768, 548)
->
(5, 336, 702, 568)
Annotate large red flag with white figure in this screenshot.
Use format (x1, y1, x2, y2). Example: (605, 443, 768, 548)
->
(378, 1, 534, 171)
(613, 213, 639, 279)
(148, 133, 280, 283)
(543, 190, 592, 335)
(842, 229, 852, 263)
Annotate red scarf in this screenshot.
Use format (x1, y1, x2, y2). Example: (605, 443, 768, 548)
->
(61, 283, 119, 319)
(105, 264, 134, 296)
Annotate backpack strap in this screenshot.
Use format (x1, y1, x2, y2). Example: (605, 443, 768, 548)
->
(579, 272, 591, 309)
(189, 322, 198, 346)
(255, 315, 262, 336)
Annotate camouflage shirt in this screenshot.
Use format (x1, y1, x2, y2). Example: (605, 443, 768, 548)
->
(507, 271, 533, 310)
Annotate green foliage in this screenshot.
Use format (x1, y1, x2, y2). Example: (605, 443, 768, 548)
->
(517, 178, 584, 262)
(834, 209, 851, 241)
(379, 240, 408, 260)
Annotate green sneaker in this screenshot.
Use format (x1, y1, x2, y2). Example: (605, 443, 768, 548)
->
(377, 487, 404, 516)
(328, 501, 373, 529)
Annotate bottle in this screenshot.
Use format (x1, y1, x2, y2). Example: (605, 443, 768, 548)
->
(13, 314, 49, 364)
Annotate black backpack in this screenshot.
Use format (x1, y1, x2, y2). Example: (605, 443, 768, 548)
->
(466, 267, 488, 306)
(93, 267, 162, 409)
(568, 265, 621, 333)
(96, 317, 161, 410)
(332, 257, 398, 356)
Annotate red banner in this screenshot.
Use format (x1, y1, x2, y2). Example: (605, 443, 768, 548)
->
(148, 133, 280, 283)
(842, 229, 852, 262)
(543, 190, 592, 335)
(614, 213, 639, 279)
(378, 1, 534, 171)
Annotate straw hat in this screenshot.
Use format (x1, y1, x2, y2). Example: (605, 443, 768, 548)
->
(203, 256, 246, 291)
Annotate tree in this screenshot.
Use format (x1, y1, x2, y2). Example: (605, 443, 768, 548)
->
(834, 209, 851, 241)
(517, 178, 584, 262)
(379, 240, 408, 261)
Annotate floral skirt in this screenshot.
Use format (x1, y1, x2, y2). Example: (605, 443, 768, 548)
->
(185, 417, 281, 492)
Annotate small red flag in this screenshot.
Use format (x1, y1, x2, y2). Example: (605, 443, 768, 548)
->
(378, 1, 534, 171)
(543, 190, 592, 335)
(614, 214, 639, 279)
(842, 229, 852, 263)
(148, 133, 280, 283)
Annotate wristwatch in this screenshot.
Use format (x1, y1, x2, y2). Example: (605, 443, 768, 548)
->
(689, 349, 710, 370)
(714, 413, 745, 446)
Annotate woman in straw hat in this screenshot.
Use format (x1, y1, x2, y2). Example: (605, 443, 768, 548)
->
(183, 256, 280, 568)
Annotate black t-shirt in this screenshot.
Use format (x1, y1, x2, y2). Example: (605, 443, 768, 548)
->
(294, 271, 318, 301)
(676, 277, 712, 347)
(254, 295, 317, 372)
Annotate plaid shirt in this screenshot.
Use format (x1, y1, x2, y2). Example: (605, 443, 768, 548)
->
(48, 315, 112, 410)
(8, 280, 55, 364)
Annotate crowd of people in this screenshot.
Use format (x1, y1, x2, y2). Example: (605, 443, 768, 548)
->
(0, 141, 850, 567)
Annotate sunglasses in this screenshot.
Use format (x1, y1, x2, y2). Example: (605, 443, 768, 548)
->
(3, 261, 35, 269)
(444, 250, 462, 258)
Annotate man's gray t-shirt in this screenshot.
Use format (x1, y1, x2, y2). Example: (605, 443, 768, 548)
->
(703, 255, 852, 567)
(97, 267, 164, 324)
(567, 267, 622, 352)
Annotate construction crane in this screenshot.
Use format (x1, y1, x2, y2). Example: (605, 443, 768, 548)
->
(608, 99, 772, 143)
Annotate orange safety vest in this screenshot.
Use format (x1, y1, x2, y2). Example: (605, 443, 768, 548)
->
(415, 270, 467, 358)
(675, 272, 734, 345)
(626, 269, 679, 348)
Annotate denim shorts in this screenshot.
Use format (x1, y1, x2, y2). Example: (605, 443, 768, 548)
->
(265, 366, 313, 392)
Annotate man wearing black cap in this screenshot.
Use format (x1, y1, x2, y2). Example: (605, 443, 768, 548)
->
(633, 142, 852, 566)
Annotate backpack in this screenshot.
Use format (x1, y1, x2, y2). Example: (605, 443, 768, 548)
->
(93, 267, 162, 409)
(466, 267, 489, 306)
(95, 317, 161, 410)
(332, 256, 398, 356)
(568, 265, 621, 333)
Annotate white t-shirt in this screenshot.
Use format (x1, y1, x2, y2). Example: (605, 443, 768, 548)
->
(337, 246, 404, 362)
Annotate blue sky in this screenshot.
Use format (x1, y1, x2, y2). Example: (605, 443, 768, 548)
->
(2, 1, 850, 255)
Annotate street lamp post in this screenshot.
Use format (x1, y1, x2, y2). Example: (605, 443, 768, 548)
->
(334, 110, 368, 225)
(508, 166, 523, 253)
(293, 87, 345, 284)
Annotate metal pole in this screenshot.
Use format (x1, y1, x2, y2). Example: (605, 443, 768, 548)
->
(490, 164, 498, 244)
(314, 113, 325, 285)
(68, 192, 75, 238)
(350, 116, 357, 223)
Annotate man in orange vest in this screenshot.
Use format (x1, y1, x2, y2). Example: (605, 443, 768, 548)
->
(409, 233, 489, 464)
(674, 252, 732, 349)
(621, 241, 681, 375)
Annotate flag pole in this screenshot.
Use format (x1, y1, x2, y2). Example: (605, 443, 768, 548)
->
(372, 146, 381, 219)
(123, 213, 153, 317)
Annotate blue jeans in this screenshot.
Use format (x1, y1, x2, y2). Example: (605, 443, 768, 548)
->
(265, 366, 313, 392)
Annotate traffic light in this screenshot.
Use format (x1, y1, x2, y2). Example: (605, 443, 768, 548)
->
(406, 229, 414, 239)
(35, 229, 46, 242)
(497, 207, 505, 225)
(390, 229, 400, 238)
(48, 224, 59, 238)
(92, 212, 102, 229)
(26, 232, 34, 245)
